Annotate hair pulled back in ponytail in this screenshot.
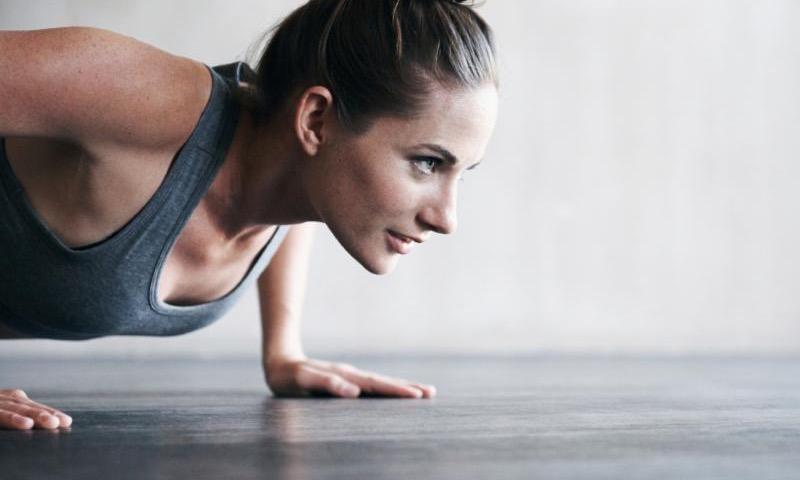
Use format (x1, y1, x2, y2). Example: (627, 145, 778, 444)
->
(243, 0, 497, 133)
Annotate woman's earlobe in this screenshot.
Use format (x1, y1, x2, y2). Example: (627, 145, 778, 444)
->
(296, 121, 321, 156)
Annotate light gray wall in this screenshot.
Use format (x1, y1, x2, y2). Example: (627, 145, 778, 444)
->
(2, 0, 798, 358)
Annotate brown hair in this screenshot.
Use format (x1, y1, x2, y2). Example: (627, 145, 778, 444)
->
(242, 0, 497, 133)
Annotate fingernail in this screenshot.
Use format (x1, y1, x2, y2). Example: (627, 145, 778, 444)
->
(37, 412, 57, 425)
(342, 385, 360, 397)
(13, 414, 34, 429)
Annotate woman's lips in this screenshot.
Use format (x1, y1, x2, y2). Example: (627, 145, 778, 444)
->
(386, 230, 415, 255)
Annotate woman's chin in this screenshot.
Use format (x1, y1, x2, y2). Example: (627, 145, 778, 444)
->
(357, 252, 399, 276)
(331, 229, 400, 275)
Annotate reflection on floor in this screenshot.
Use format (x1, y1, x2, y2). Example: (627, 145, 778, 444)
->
(1, 355, 799, 479)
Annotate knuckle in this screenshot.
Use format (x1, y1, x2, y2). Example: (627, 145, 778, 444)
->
(315, 360, 333, 369)
(8, 389, 28, 400)
(334, 362, 356, 372)
(1, 401, 23, 413)
(35, 407, 51, 416)
(292, 362, 308, 375)
(324, 376, 342, 391)
(294, 364, 312, 377)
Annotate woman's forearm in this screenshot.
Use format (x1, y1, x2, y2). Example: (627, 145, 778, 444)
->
(257, 222, 317, 362)
(260, 310, 305, 362)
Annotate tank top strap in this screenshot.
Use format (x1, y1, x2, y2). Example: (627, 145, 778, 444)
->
(134, 63, 242, 249)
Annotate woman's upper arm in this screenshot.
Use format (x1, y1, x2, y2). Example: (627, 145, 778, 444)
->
(0, 26, 210, 157)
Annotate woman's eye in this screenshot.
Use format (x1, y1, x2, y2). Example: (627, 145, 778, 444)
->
(413, 156, 443, 175)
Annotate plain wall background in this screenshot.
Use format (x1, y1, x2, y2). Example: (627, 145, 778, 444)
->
(1, 0, 798, 358)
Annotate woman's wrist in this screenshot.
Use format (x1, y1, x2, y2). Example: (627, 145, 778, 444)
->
(262, 344, 306, 366)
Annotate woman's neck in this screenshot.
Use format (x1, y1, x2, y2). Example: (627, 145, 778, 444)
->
(203, 108, 319, 242)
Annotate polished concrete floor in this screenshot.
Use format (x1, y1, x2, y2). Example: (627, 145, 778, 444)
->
(1, 355, 799, 479)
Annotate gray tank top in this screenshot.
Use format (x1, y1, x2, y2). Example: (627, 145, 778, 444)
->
(0, 62, 288, 340)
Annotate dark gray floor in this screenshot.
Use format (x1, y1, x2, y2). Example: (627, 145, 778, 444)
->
(1, 355, 799, 479)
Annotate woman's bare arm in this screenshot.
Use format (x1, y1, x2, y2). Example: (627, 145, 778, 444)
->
(0, 27, 210, 160)
(258, 223, 317, 363)
(257, 223, 435, 399)
(0, 27, 213, 429)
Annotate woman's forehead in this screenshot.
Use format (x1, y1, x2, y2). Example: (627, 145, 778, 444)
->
(369, 84, 498, 154)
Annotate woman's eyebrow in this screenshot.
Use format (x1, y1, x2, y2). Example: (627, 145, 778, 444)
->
(418, 143, 482, 169)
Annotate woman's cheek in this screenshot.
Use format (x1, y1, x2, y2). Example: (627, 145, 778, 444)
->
(373, 170, 419, 215)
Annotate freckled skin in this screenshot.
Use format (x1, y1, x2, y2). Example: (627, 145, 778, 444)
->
(302, 83, 499, 275)
(0, 28, 499, 414)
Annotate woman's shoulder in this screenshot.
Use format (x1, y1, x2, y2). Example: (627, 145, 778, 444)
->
(0, 27, 212, 161)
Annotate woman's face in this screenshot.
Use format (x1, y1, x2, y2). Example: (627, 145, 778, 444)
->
(305, 83, 498, 275)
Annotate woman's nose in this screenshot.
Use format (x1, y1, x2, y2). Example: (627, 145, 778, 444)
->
(418, 188, 458, 235)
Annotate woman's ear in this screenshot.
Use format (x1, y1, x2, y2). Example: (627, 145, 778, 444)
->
(294, 85, 335, 156)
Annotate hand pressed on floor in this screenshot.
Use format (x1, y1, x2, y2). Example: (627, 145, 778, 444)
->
(264, 356, 436, 399)
(0, 388, 72, 430)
